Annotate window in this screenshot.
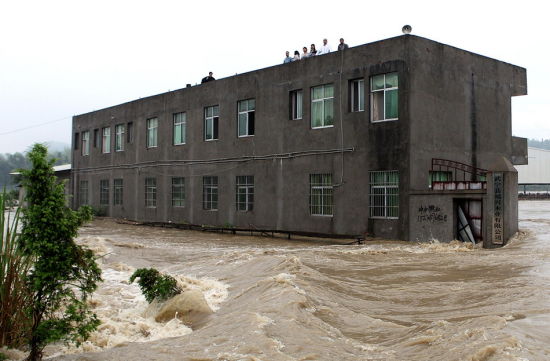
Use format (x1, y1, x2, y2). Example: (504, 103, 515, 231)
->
(236, 176, 254, 211)
(173, 112, 186, 145)
(290, 90, 303, 120)
(369, 171, 399, 218)
(100, 179, 109, 205)
(102, 127, 111, 153)
(113, 178, 123, 205)
(310, 174, 333, 216)
(145, 178, 157, 208)
(93, 129, 99, 148)
(238, 99, 255, 137)
(81, 131, 90, 156)
(429, 171, 452, 187)
(127, 122, 134, 143)
(204, 106, 219, 141)
(171, 177, 185, 207)
(79, 180, 88, 205)
(203, 176, 218, 210)
(74, 133, 79, 150)
(147, 118, 158, 148)
(311, 84, 334, 128)
(350, 79, 365, 112)
(115, 124, 125, 151)
(371, 73, 398, 122)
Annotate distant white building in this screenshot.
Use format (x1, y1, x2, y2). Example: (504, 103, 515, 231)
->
(516, 147, 550, 187)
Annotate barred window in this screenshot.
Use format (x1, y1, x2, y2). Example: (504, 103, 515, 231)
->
(113, 178, 123, 205)
(369, 171, 399, 218)
(145, 177, 157, 208)
(147, 118, 158, 148)
(79, 180, 88, 205)
(311, 84, 334, 128)
(203, 176, 218, 210)
(171, 177, 185, 207)
(102, 127, 111, 153)
(173, 112, 186, 145)
(371, 73, 398, 122)
(99, 179, 109, 205)
(115, 124, 125, 151)
(310, 173, 333, 216)
(236, 176, 254, 211)
(238, 99, 255, 137)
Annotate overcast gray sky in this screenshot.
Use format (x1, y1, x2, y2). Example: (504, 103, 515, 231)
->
(0, 0, 547, 154)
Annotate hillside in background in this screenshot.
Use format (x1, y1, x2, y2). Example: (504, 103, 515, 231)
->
(528, 138, 550, 151)
(0, 145, 71, 190)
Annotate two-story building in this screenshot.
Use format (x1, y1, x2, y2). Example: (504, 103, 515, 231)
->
(71, 34, 527, 247)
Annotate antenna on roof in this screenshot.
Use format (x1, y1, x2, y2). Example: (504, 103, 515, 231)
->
(402, 25, 412, 34)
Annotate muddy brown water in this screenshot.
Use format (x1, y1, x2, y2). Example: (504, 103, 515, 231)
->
(26, 201, 549, 360)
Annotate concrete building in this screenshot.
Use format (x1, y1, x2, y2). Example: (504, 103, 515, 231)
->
(71, 35, 527, 247)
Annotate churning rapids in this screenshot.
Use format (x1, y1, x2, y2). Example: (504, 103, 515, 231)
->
(11, 201, 550, 360)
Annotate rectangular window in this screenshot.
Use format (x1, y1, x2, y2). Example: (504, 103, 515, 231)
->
(173, 112, 186, 145)
(93, 129, 99, 148)
(81, 131, 90, 156)
(171, 177, 185, 207)
(74, 133, 79, 150)
(311, 84, 334, 128)
(79, 180, 88, 205)
(99, 179, 109, 205)
(127, 122, 134, 143)
(369, 171, 399, 218)
(113, 178, 123, 205)
(290, 90, 303, 120)
(310, 174, 333, 216)
(236, 176, 254, 211)
(204, 106, 219, 141)
(115, 124, 125, 151)
(102, 127, 111, 153)
(203, 176, 218, 210)
(145, 177, 157, 208)
(238, 99, 255, 137)
(147, 118, 158, 148)
(371, 73, 398, 122)
(350, 79, 365, 112)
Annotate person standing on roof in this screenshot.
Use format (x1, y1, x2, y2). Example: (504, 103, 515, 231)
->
(317, 38, 332, 55)
(283, 51, 293, 63)
(338, 38, 349, 51)
(201, 72, 215, 83)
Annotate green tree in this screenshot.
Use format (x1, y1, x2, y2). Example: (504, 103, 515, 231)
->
(19, 144, 101, 361)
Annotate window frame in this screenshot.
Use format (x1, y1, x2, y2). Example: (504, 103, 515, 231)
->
(102, 127, 111, 153)
(115, 124, 125, 152)
(204, 105, 219, 141)
(113, 178, 123, 205)
(127, 122, 134, 144)
(237, 99, 255, 137)
(350, 78, 365, 112)
(81, 131, 90, 156)
(146, 118, 158, 148)
(290, 89, 303, 120)
(236, 175, 254, 211)
(309, 173, 333, 216)
(79, 180, 88, 205)
(370, 72, 399, 123)
(311, 84, 334, 129)
(171, 177, 185, 207)
(202, 176, 218, 210)
(173, 112, 186, 145)
(99, 179, 109, 206)
(145, 177, 157, 208)
(369, 170, 399, 219)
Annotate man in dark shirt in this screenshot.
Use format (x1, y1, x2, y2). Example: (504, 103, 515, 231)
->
(338, 38, 349, 51)
(201, 72, 215, 83)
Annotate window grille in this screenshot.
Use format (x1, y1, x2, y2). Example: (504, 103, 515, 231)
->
(236, 176, 254, 211)
(310, 173, 333, 216)
(369, 171, 399, 218)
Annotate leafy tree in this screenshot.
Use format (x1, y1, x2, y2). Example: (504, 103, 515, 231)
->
(19, 144, 100, 361)
(130, 268, 181, 303)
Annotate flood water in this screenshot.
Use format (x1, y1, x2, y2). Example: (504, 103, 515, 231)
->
(36, 201, 549, 360)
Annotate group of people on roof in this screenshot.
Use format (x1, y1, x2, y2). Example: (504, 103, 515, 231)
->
(284, 38, 348, 63)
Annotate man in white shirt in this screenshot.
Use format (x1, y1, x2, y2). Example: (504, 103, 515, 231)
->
(317, 38, 332, 55)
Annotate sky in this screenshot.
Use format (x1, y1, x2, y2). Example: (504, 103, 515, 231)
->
(0, 0, 548, 154)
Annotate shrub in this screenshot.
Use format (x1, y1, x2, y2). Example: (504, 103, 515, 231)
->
(129, 268, 181, 303)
